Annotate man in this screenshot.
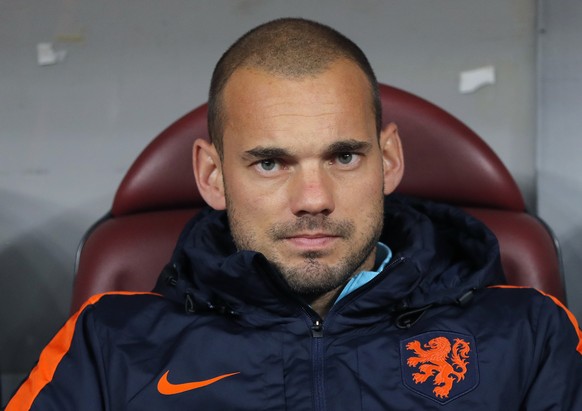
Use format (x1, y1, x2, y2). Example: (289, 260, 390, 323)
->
(7, 18, 582, 410)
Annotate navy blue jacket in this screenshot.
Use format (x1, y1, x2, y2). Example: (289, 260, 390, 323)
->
(8, 195, 582, 410)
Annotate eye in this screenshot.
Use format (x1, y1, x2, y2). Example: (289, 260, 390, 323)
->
(258, 159, 277, 171)
(330, 152, 362, 170)
(337, 153, 355, 165)
(252, 158, 285, 175)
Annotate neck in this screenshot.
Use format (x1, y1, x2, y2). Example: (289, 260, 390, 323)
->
(308, 246, 382, 317)
(306, 288, 342, 318)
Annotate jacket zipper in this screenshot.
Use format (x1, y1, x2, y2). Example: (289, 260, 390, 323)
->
(304, 257, 406, 410)
(311, 318, 326, 411)
(260, 256, 329, 411)
(265, 257, 405, 410)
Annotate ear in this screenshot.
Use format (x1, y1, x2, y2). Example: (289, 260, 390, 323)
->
(193, 139, 226, 210)
(379, 122, 405, 195)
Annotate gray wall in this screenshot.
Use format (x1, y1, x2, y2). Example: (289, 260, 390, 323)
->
(537, 1, 582, 323)
(0, 0, 562, 402)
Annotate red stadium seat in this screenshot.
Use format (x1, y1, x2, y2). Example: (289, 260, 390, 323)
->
(71, 84, 565, 313)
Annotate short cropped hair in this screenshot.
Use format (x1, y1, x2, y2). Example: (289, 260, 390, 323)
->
(208, 18, 382, 158)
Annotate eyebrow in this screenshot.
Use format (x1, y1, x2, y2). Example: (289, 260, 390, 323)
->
(243, 146, 292, 161)
(325, 139, 372, 155)
(242, 139, 373, 161)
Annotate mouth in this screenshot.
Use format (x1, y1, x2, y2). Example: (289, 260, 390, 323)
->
(282, 233, 341, 251)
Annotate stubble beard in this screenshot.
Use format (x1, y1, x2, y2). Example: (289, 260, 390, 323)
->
(226, 195, 385, 299)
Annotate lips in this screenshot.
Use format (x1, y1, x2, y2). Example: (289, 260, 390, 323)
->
(283, 233, 341, 250)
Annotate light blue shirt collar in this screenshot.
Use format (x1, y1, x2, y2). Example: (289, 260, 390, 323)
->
(335, 242, 392, 303)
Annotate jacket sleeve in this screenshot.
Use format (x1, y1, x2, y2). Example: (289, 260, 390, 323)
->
(6, 294, 111, 411)
(521, 292, 582, 410)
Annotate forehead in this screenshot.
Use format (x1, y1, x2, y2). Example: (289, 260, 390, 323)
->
(220, 61, 376, 152)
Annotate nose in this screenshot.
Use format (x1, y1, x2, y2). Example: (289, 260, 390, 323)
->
(288, 164, 335, 216)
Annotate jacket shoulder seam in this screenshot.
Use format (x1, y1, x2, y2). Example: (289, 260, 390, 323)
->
(5, 291, 159, 410)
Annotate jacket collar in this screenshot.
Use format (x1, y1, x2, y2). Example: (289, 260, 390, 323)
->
(155, 194, 505, 328)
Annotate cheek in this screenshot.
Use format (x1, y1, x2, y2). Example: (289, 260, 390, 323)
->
(340, 174, 383, 203)
(226, 182, 283, 227)
(341, 178, 384, 224)
(232, 185, 277, 210)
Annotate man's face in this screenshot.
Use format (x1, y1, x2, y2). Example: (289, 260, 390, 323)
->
(215, 60, 399, 297)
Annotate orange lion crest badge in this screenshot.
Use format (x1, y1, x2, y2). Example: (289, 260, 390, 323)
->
(401, 332, 478, 403)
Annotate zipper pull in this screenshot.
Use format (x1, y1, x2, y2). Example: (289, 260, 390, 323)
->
(311, 319, 324, 338)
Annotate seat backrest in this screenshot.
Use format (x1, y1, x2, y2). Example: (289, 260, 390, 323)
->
(71, 84, 565, 313)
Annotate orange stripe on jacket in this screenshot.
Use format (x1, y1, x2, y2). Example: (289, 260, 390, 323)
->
(5, 291, 160, 411)
(491, 285, 582, 355)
